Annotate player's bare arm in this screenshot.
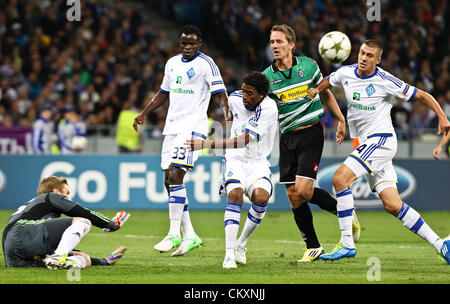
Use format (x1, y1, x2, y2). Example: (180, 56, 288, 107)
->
(433, 132, 450, 160)
(185, 132, 250, 151)
(212, 91, 232, 121)
(318, 88, 346, 144)
(307, 77, 332, 99)
(133, 91, 169, 131)
(414, 89, 450, 135)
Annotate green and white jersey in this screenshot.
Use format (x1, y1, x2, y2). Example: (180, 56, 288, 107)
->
(262, 56, 324, 134)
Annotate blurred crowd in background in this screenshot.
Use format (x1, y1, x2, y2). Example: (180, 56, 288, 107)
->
(0, 0, 449, 154)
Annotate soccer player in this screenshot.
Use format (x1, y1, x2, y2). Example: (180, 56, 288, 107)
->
(133, 25, 230, 256)
(2, 176, 130, 269)
(262, 24, 360, 262)
(186, 71, 278, 268)
(308, 39, 450, 263)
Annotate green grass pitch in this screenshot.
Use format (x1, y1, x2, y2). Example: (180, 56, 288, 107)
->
(1, 209, 449, 284)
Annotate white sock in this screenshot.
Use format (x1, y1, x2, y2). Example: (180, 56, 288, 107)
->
(54, 218, 91, 255)
(168, 185, 186, 237)
(336, 187, 355, 248)
(237, 202, 267, 246)
(396, 203, 443, 252)
(181, 198, 197, 239)
(224, 202, 242, 258)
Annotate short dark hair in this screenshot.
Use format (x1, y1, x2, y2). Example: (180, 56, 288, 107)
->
(179, 25, 202, 40)
(362, 39, 383, 57)
(243, 71, 270, 96)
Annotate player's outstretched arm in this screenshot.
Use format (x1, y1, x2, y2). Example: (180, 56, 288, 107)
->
(185, 132, 250, 151)
(133, 91, 169, 131)
(414, 90, 450, 136)
(48, 193, 127, 231)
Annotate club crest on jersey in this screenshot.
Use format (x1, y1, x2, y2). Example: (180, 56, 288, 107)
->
(187, 67, 195, 79)
(366, 84, 375, 96)
(298, 69, 304, 78)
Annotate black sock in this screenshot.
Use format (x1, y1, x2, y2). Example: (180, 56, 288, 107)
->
(292, 203, 321, 249)
(309, 187, 338, 215)
(90, 257, 108, 266)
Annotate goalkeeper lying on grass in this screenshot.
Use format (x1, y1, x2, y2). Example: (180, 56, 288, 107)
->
(2, 176, 130, 269)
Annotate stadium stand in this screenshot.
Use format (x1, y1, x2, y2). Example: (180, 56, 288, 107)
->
(0, 0, 448, 155)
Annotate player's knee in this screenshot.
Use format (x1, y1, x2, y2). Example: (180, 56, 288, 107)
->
(251, 189, 270, 205)
(286, 186, 304, 208)
(295, 186, 313, 202)
(228, 187, 244, 204)
(165, 166, 184, 185)
(332, 172, 348, 190)
(73, 217, 92, 233)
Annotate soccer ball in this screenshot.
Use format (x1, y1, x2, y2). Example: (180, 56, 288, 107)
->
(318, 31, 351, 64)
(72, 136, 87, 150)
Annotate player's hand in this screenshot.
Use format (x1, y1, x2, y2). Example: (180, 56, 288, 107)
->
(307, 88, 319, 100)
(133, 113, 145, 132)
(437, 118, 450, 136)
(185, 139, 205, 151)
(103, 211, 131, 232)
(433, 146, 442, 160)
(335, 120, 346, 144)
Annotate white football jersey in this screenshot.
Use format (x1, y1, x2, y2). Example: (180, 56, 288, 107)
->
(160, 52, 226, 136)
(328, 64, 417, 141)
(225, 90, 278, 163)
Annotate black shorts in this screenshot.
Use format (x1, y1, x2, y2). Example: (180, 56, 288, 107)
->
(279, 122, 324, 184)
(3, 217, 73, 267)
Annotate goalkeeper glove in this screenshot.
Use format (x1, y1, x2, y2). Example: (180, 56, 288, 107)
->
(103, 211, 130, 232)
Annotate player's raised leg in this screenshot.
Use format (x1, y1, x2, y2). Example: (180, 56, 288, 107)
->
(379, 186, 449, 264)
(44, 217, 92, 269)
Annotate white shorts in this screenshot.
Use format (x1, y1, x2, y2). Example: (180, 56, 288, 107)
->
(221, 158, 273, 199)
(161, 131, 207, 171)
(344, 133, 398, 192)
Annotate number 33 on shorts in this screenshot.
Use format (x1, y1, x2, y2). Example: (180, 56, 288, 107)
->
(172, 146, 187, 160)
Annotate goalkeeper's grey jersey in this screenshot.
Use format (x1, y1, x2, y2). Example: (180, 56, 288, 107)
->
(2, 193, 112, 250)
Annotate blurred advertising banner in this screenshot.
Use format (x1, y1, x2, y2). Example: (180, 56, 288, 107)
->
(0, 127, 32, 154)
(0, 155, 448, 211)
